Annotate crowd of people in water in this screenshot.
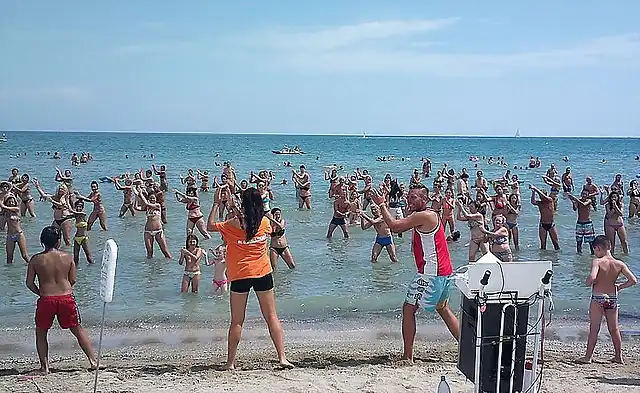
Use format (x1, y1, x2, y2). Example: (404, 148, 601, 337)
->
(3, 149, 640, 373)
(2, 153, 639, 275)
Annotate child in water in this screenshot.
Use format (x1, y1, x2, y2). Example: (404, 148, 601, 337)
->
(178, 234, 204, 294)
(208, 244, 228, 294)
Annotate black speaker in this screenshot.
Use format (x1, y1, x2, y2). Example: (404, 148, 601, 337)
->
(458, 296, 529, 393)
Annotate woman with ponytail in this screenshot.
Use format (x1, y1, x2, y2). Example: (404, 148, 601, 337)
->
(207, 187, 293, 370)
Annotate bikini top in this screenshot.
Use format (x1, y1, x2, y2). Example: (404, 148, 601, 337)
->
(76, 221, 87, 229)
(186, 202, 200, 210)
(493, 234, 509, 245)
(147, 208, 160, 217)
(468, 220, 483, 229)
(495, 199, 505, 209)
(271, 227, 285, 237)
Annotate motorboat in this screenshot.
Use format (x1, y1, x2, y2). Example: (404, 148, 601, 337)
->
(272, 145, 305, 155)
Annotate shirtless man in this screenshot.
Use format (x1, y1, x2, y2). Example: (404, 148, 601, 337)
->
(582, 177, 599, 211)
(26, 226, 97, 374)
(576, 236, 637, 365)
(359, 204, 398, 263)
(561, 167, 574, 192)
(474, 171, 488, 192)
(370, 185, 460, 362)
(568, 190, 595, 254)
(530, 185, 560, 250)
(327, 187, 351, 239)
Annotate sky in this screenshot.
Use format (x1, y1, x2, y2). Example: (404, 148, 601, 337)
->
(1, 1, 639, 137)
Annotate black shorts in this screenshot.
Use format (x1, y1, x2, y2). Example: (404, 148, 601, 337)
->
(230, 273, 274, 293)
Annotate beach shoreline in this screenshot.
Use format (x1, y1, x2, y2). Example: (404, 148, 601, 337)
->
(2, 323, 639, 393)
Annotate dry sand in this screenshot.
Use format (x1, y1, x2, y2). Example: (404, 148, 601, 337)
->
(1, 324, 639, 393)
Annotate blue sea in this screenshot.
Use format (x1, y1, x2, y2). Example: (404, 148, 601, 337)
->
(1, 132, 639, 331)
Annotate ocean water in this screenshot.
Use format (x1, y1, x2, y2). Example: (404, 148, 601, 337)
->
(0, 132, 639, 330)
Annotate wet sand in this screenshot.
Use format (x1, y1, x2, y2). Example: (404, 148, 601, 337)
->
(1, 323, 639, 393)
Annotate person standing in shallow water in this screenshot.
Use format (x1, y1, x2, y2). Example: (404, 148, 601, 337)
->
(26, 226, 97, 374)
(207, 188, 293, 370)
(370, 185, 460, 363)
(576, 235, 636, 365)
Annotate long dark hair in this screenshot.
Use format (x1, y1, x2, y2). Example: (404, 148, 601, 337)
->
(389, 179, 403, 200)
(185, 234, 199, 249)
(241, 187, 265, 241)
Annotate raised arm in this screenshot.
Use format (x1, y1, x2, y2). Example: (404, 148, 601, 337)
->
(0, 199, 19, 213)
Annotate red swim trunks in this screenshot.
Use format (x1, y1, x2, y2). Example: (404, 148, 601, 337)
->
(35, 294, 81, 330)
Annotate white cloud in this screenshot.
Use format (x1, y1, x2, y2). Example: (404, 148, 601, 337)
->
(111, 41, 194, 55)
(251, 18, 459, 51)
(235, 19, 640, 75)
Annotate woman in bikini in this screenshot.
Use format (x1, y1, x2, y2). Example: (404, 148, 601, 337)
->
(34, 180, 74, 246)
(211, 175, 231, 221)
(456, 200, 488, 262)
(505, 193, 521, 251)
(327, 186, 351, 239)
(324, 168, 339, 198)
(175, 187, 210, 239)
(75, 181, 107, 230)
(178, 234, 204, 294)
(480, 214, 513, 262)
(134, 188, 172, 259)
(206, 187, 293, 371)
(8, 168, 21, 184)
(197, 169, 210, 192)
(152, 164, 169, 192)
(13, 174, 36, 217)
(181, 169, 197, 189)
(55, 168, 75, 204)
(292, 165, 312, 209)
(114, 177, 136, 217)
(489, 185, 509, 218)
(69, 199, 93, 264)
(0, 181, 11, 231)
(601, 190, 629, 255)
(266, 208, 295, 270)
(0, 193, 30, 264)
(627, 180, 640, 218)
(441, 189, 456, 236)
(257, 181, 271, 213)
(359, 175, 374, 211)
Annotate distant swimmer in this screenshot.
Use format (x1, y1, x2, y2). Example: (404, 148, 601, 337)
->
(601, 159, 607, 164)
(563, 156, 569, 162)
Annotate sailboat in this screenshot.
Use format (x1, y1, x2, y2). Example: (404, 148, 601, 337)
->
(362, 130, 367, 138)
(515, 128, 521, 137)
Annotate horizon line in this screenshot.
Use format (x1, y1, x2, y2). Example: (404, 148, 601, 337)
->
(1, 129, 638, 139)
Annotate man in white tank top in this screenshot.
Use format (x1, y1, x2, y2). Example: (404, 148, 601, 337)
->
(372, 185, 460, 363)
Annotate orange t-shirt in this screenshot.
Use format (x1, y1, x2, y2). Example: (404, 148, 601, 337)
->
(211, 217, 272, 281)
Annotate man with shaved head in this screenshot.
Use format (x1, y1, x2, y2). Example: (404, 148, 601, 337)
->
(371, 185, 459, 363)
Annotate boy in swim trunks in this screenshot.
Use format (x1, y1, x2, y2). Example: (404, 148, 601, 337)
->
(26, 226, 97, 374)
(358, 204, 398, 263)
(371, 185, 460, 363)
(576, 236, 637, 365)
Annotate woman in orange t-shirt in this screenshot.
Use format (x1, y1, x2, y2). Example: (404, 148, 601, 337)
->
(208, 187, 293, 370)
